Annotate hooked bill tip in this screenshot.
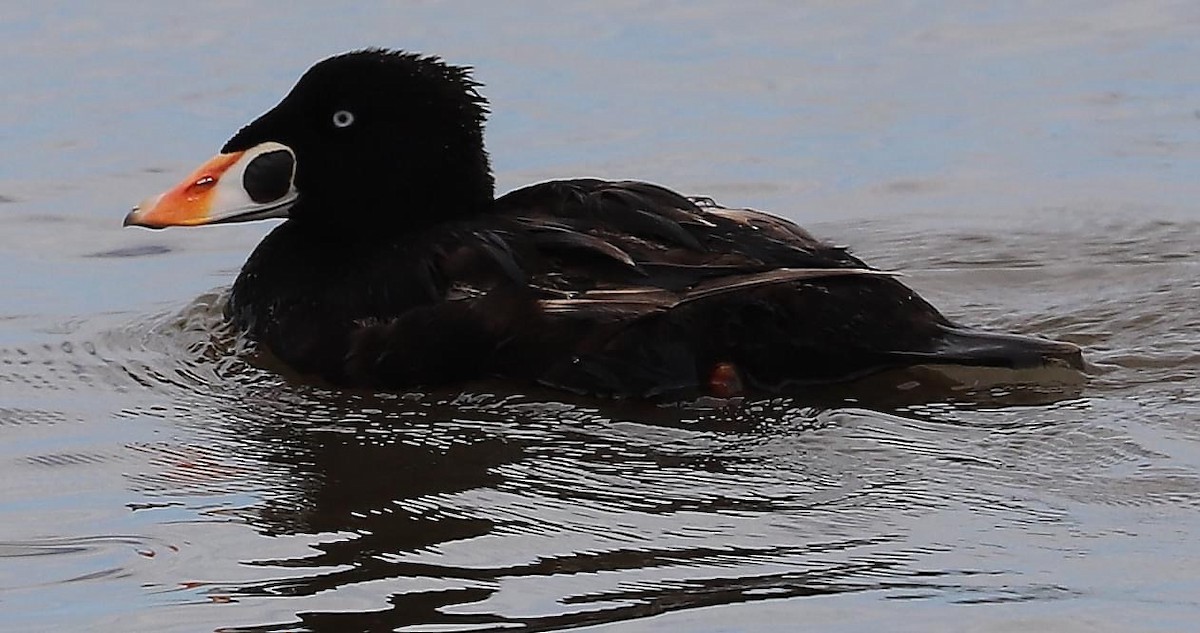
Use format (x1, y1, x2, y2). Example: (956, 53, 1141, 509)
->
(123, 204, 161, 229)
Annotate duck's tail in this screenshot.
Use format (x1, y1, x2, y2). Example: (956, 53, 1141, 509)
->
(897, 326, 1085, 371)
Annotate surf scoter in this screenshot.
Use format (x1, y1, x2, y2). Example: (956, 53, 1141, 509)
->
(125, 48, 1082, 398)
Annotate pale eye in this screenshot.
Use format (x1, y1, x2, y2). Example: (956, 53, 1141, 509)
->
(332, 109, 355, 128)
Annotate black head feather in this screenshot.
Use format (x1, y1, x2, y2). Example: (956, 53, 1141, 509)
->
(223, 48, 494, 226)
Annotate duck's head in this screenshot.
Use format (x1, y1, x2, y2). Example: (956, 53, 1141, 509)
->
(125, 48, 493, 230)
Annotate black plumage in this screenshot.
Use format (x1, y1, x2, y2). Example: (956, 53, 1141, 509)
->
(141, 49, 1083, 398)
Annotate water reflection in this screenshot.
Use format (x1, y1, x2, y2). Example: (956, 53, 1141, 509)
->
(8, 267, 1191, 632)
(202, 402, 905, 630)
(50, 298, 1096, 630)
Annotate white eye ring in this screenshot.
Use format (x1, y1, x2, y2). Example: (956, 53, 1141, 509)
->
(332, 110, 355, 128)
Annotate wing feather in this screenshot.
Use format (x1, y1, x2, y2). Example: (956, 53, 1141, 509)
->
(538, 267, 897, 315)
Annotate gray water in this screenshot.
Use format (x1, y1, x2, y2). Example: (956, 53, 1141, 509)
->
(2, 2, 1199, 631)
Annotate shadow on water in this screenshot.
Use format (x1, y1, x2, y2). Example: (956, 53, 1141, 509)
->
(21, 292, 1084, 631)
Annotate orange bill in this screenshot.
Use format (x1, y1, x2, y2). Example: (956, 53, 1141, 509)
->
(125, 142, 297, 229)
(125, 152, 243, 228)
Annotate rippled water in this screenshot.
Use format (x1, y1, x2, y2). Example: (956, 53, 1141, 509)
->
(3, 2, 1199, 631)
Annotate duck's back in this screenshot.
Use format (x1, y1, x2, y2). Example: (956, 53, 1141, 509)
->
(474, 181, 922, 395)
(333, 179, 1076, 397)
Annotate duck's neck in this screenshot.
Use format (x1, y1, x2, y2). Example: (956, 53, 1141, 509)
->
(289, 168, 495, 230)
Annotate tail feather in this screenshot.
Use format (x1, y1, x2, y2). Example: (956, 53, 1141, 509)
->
(898, 326, 1084, 371)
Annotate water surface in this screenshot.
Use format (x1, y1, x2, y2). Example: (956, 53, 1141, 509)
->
(2, 2, 1199, 631)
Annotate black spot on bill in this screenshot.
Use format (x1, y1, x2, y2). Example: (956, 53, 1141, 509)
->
(243, 150, 294, 203)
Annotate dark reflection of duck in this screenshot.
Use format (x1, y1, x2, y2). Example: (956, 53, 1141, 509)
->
(125, 48, 1082, 399)
(182, 384, 899, 630)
